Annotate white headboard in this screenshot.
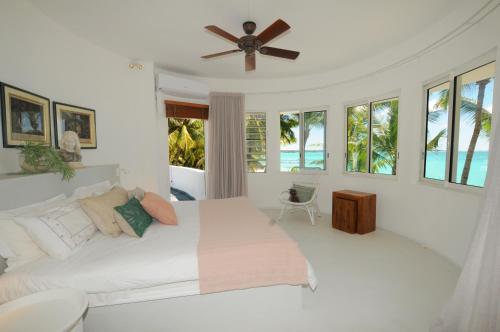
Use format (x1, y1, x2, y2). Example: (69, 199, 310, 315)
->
(0, 164, 120, 210)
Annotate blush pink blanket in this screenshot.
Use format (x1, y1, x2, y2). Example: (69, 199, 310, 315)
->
(197, 197, 308, 294)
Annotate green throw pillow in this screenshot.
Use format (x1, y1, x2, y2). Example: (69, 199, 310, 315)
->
(114, 197, 153, 237)
(292, 184, 315, 203)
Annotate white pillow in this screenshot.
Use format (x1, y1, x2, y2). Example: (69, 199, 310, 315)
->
(0, 219, 46, 270)
(4, 194, 67, 216)
(15, 201, 97, 260)
(0, 194, 67, 271)
(71, 180, 112, 199)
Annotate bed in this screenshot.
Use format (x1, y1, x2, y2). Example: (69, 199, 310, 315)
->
(0, 165, 317, 331)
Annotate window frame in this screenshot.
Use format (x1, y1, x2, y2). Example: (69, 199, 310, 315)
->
(279, 106, 329, 174)
(245, 111, 268, 174)
(419, 53, 496, 193)
(343, 91, 400, 179)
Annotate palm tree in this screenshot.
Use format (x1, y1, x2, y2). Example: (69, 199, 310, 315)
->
(428, 81, 492, 184)
(460, 79, 490, 184)
(371, 100, 398, 175)
(347, 105, 369, 172)
(303, 111, 325, 146)
(280, 113, 299, 144)
(168, 118, 205, 170)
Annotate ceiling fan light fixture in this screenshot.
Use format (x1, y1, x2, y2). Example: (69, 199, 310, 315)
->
(242, 21, 256, 35)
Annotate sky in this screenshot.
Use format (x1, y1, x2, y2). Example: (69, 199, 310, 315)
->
(427, 78, 494, 152)
(280, 113, 325, 151)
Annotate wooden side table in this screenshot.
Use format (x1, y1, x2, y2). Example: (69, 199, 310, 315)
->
(332, 190, 376, 234)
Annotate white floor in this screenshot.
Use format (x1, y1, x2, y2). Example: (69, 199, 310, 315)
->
(262, 208, 460, 332)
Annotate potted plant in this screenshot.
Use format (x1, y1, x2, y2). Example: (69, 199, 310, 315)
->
(18, 142, 75, 181)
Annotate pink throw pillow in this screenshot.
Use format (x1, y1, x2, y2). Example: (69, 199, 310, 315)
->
(140, 192, 178, 225)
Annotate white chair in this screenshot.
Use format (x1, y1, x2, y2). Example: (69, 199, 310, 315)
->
(278, 182, 321, 225)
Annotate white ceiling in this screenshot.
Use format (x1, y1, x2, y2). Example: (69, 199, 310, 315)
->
(27, 0, 460, 79)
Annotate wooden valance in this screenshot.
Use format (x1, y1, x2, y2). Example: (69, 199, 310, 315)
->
(165, 100, 209, 120)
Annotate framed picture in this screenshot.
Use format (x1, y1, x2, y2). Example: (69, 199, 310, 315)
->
(53, 102, 97, 149)
(0, 83, 51, 147)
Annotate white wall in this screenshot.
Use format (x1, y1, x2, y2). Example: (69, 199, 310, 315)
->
(192, 3, 500, 266)
(169, 165, 206, 200)
(0, 0, 164, 193)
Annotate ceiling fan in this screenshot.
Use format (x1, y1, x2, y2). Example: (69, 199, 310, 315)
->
(201, 19, 300, 72)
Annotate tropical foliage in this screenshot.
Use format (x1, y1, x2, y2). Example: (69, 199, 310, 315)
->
(346, 100, 398, 175)
(346, 105, 369, 172)
(280, 112, 299, 145)
(168, 118, 205, 170)
(371, 99, 399, 175)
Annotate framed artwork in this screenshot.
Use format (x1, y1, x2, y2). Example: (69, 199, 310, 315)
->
(0, 83, 51, 147)
(53, 102, 97, 149)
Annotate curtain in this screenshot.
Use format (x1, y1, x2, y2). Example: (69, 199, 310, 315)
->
(206, 92, 247, 199)
(431, 107, 500, 331)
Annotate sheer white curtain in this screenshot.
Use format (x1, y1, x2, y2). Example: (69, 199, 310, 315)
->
(431, 105, 500, 331)
(206, 92, 247, 199)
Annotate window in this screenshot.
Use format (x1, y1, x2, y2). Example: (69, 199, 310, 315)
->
(345, 97, 399, 175)
(423, 62, 495, 188)
(245, 112, 267, 173)
(280, 109, 327, 172)
(424, 82, 450, 181)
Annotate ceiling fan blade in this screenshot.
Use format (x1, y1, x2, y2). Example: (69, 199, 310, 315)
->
(205, 25, 239, 43)
(259, 47, 299, 60)
(257, 19, 290, 45)
(245, 53, 256, 71)
(201, 49, 241, 59)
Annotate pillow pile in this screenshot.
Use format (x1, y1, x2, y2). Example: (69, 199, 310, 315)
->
(79, 186, 178, 238)
(0, 182, 179, 269)
(113, 191, 178, 237)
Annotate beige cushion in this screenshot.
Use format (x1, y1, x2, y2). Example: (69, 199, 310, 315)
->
(79, 187, 128, 236)
(113, 210, 139, 238)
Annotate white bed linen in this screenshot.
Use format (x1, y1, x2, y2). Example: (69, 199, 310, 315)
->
(0, 201, 317, 307)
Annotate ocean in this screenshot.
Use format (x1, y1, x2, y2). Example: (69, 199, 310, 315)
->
(280, 150, 489, 187)
(425, 150, 488, 187)
(280, 151, 325, 172)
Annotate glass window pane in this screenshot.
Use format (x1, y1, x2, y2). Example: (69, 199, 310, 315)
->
(245, 112, 266, 173)
(303, 110, 326, 170)
(370, 98, 399, 175)
(424, 82, 450, 181)
(280, 111, 300, 172)
(451, 62, 495, 187)
(346, 104, 369, 173)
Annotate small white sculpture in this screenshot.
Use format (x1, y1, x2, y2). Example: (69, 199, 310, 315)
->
(59, 131, 83, 169)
